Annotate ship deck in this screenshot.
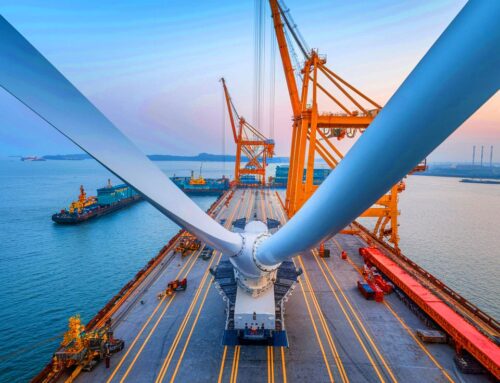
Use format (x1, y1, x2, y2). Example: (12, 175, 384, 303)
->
(59, 188, 490, 383)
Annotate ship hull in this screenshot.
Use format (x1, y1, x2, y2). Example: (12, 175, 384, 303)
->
(52, 195, 141, 224)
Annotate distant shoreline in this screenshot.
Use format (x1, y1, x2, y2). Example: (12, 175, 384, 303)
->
(9, 155, 500, 180)
(37, 153, 290, 163)
(414, 164, 500, 180)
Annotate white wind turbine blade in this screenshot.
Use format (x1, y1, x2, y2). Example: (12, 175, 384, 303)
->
(256, 0, 500, 266)
(0, 16, 242, 255)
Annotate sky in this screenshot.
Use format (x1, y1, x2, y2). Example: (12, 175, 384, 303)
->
(0, 0, 498, 162)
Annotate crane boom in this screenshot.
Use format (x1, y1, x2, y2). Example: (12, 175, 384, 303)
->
(220, 77, 275, 185)
(269, 0, 301, 117)
(220, 78, 239, 143)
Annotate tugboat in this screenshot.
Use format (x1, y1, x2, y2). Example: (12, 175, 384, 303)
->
(52, 180, 141, 224)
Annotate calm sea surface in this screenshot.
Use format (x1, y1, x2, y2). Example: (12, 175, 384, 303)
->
(0, 158, 498, 382)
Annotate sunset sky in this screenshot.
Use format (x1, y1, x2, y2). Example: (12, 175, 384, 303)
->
(0, 0, 498, 162)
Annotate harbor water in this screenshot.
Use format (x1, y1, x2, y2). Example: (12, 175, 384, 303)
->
(0, 158, 498, 382)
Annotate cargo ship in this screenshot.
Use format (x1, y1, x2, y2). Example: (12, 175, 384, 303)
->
(170, 171, 230, 196)
(52, 181, 141, 224)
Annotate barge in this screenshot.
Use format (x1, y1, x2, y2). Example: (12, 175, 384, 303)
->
(171, 172, 230, 196)
(52, 181, 140, 224)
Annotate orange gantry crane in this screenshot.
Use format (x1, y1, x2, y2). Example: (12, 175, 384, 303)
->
(221, 77, 275, 186)
(269, 0, 426, 250)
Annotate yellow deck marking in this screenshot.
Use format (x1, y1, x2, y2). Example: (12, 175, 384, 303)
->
(280, 347, 287, 383)
(118, 251, 202, 383)
(169, 253, 223, 382)
(297, 256, 349, 383)
(319, 247, 398, 383)
(333, 239, 455, 383)
(384, 302, 455, 383)
(154, 253, 219, 382)
(217, 346, 228, 383)
(267, 346, 270, 382)
(262, 193, 287, 383)
(334, 238, 455, 383)
(295, 265, 335, 382)
(212, 193, 252, 383)
(107, 193, 235, 382)
(312, 250, 386, 383)
(328, 240, 399, 383)
(269, 346, 275, 383)
(230, 346, 241, 383)
(107, 247, 200, 383)
(272, 194, 335, 382)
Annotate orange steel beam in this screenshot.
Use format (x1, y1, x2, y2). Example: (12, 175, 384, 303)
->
(313, 77, 353, 115)
(320, 64, 382, 109)
(315, 114, 373, 128)
(269, 0, 301, 117)
(221, 78, 238, 143)
(318, 64, 368, 114)
(221, 78, 274, 186)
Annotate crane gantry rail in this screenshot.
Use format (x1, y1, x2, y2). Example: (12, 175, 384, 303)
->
(221, 77, 275, 186)
(269, 0, 426, 250)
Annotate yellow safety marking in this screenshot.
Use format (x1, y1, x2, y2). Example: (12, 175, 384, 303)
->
(383, 302, 455, 383)
(312, 250, 386, 383)
(281, 347, 287, 383)
(169, 253, 223, 382)
(318, 252, 397, 383)
(118, 251, 201, 383)
(107, 247, 200, 383)
(154, 253, 219, 383)
(271, 193, 334, 381)
(217, 346, 228, 383)
(333, 238, 454, 383)
(119, 194, 242, 382)
(297, 256, 349, 383)
(234, 346, 241, 383)
(295, 264, 335, 382)
(230, 346, 241, 383)
(107, 192, 236, 382)
(328, 240, 399, 383)
(270, 346, 275, 383)
(267, 346, 275, 383)
(266, 346, 271, 382)
(213, 193, 250, 383)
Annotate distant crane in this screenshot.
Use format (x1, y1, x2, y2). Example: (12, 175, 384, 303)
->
(68, 185, 96, 214)
(269, 0, 427, 250)
(221, 77, 275, 185)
